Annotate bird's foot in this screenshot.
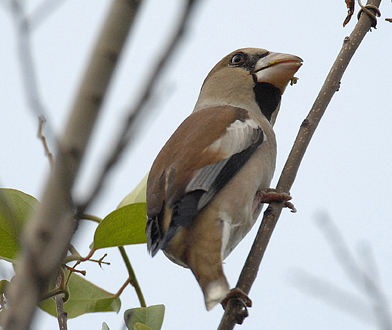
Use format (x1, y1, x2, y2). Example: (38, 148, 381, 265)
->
(221, 288, 252, 324)
(255, 188, 297, 213)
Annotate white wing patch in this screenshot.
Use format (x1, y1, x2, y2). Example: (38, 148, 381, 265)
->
(204, 118, 260, 158)
(185, 117, 263, 206)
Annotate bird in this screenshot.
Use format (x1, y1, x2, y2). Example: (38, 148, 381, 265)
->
(146, 48, 302, 310)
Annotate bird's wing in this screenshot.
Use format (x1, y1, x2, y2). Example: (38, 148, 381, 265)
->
(146, 105, 264, 253)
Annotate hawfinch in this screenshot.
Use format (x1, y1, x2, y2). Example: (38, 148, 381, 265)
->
(146, 48, 302, 310)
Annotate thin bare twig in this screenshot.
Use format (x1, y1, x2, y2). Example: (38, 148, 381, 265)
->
(218, 0, 383, 328)
(316, 215, 392, 329)
(55, 271, 68, 330)
(30, 0, 69, 30)
(40, 287, 66, 301)
(64, 265, 86, 276)
(3, 1, 142, 329)
(9, 0, 57, 147)
(292, 216, 392, 329)
(115, 278, 131, 298)
(292, 269, 374, 323)
(76, 0, 199, 217)
(37, 116, 55, 167)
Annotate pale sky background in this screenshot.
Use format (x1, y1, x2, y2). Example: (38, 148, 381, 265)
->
(1, 0, 392, 329)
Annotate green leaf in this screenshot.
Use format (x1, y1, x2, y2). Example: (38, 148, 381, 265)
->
(39, 272, 121, 318)
(93, 203, 147, 249)
(102, 322, 110, 330)
(0, 279, 9, 297)
(134, 324, 153, 330)
(124, 305, 165, 330)
(0, 189, 38, 262)
(93, 174, 149, 249)
(117, 174, 148, 208)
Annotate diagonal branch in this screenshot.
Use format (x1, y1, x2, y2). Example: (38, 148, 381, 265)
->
(30, 0, 69, 30)
(218, 0, 382, 328)
(3, 1, 142, 329)
(76, 0, 199, 216)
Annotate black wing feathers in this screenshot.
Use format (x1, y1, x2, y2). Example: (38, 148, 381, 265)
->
(161, 127, 264, 249)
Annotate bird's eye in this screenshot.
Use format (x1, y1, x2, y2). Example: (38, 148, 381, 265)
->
(229, 53, 245, 66)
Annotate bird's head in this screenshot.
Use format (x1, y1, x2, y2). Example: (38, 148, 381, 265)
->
(193, 48, 302, 125)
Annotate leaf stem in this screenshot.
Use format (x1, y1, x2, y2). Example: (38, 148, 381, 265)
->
(41, 287, 66, 301)
(118, 246, 146, 307)
(115, 278, 131, 298)
(80, 214, 103, 223)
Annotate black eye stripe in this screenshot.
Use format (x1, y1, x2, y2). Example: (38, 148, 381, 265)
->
(229, 51, 270, 70)
(259, 52, 269, 59)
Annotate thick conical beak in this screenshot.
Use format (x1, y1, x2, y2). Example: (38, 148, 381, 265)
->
(253, 52, 303, 93)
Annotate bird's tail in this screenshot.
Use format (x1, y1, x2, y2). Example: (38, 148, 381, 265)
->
(202, 276, 230, 310)
(187, 249, 230, 310)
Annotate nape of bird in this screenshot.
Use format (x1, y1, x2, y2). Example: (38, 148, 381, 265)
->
(146, 48, 302, 310)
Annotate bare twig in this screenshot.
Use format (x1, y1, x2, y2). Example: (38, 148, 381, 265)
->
(40, 287, 67, 301)
(63, 253, 110, 266)
(55, 295, 67, 330)
(293, 216, 392, 329)
(30, 0, 69, 30)
(9, 0, 57, 147)
(3, 1, 142, 329)
(316, 215, 392, 329)
(114, 278, 131, 298)
(218, 0, 383, 328)
(316, 215, 365, 286)
(291, 269, 373, 325)
(64, 265, 86, 276)
(55, 272, 67, 330)
(76, 0, 199, 217)
(37, 116, 55, 167)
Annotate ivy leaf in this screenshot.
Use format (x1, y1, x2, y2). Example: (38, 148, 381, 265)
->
(39, 272, 121, 318)
(117, 173, 148, 208)
(93, 174, 149, 249)
(0, 279, 9, 297)
(0, 189, 38, 262)
(124, 305, 165, 330)
(134, 324, 153, 330)
(102, 322, 110, 330)
(93, 203, 147, 249)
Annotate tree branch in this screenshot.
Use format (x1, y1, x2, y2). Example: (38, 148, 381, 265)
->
(76, 0, 199, 217)
(3, 1, 142, 329)
(54, 271, 67, 330)
(316, 215, 392, 329)
(218, 0, 382, 328)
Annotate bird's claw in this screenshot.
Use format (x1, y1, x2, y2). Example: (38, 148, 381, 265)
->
(221, 288, 252, 309)
(255, 189, 297, 213)
(284, 201, 297, 213)
(221, 288, 252, 324)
